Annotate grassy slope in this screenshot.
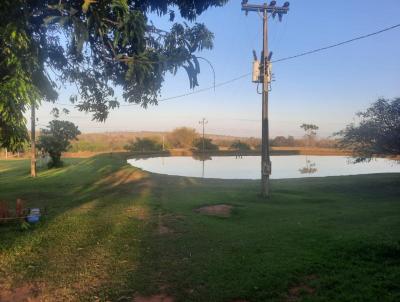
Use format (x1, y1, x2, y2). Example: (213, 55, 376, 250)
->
(0, 154, 399, 302)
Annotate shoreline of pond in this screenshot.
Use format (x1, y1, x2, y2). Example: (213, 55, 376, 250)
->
(127, 155, 400, 180)
(123, 147, 352, 159)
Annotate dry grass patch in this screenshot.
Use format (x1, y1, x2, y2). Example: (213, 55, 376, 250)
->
(0, 283, 41, 302)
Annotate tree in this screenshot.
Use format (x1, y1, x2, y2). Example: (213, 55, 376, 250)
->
(193, 138, 218, 151)
(0, 0, 227, 150)
(37, 120, 81, 167)
(167, 127, 198, 148)
(230, 140, 251, 151)
(124, 137, 162, 152)
(270, 136, 295, 147)
(336, 98, 400, 162)
(300, 123, 319, 146)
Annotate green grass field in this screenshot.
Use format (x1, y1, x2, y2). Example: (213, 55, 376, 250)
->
(0, 154, 399, 301)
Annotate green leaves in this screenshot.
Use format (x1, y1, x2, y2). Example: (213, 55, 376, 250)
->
(0, 20, 41, 151)
(337, 98, 400, 161)
(1, 0, 227, 150)
(38, 120, 81, 168)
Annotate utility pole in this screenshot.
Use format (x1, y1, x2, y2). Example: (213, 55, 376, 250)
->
(199, 118, 208, 152)
(242, 1, 289, 197)
(31, 103, 37, 177)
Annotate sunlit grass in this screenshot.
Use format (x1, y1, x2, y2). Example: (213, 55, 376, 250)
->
(0, 154, 399, 301)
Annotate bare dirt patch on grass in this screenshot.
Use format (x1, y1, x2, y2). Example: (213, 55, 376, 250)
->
(0, 284, 41, 302)
(127, 205, 150, 221)
(158, 224, 172, 235)
(133, 294, 174, 302)
(156, 214, 174, 235)
(285, 275, 317, 301)
(195, 204, 233, 217)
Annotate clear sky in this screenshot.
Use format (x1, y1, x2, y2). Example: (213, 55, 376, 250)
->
(36, 0, 400, 138)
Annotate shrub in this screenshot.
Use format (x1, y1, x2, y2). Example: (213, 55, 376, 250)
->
(271, 136, 296, 147)
(193, 138, 219, 151)
(167, 127, 198, 148)
(230, 140, 251, 151)
(37, 120, 80, 168)
(124, 137, 162, 152)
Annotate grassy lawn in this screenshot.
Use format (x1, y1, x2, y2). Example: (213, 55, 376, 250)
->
(0, 154, 399, 301)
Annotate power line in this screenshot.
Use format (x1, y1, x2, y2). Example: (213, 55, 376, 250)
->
(50, 23, 400, 108)
(50, 73, 250, 108)
(121, 73, 251, 106)
(272, 23, 400, 63)
(117, 22, 400, 106)
(51, 73, 250, 108)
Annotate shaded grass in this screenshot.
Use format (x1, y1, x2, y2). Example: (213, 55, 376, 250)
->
(0, 154, 399, 301)
(0, 155, 155, 300)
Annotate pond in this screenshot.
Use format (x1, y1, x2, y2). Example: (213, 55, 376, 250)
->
(127, 155, 400, 180)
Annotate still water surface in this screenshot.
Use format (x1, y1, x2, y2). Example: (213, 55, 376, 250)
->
(127, 155, 400, 179)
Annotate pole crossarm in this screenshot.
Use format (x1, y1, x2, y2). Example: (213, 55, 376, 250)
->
(241, 2, 289, 14)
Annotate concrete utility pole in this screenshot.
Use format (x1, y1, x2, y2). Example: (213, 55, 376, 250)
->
(31, 104, 37, 177)
(199, 118, 208, 152)
(242, 1, 289, 197)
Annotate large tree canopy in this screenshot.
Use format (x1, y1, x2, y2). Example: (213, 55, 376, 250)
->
(0, 0, 227, 151)
(337, 98, 400, 162)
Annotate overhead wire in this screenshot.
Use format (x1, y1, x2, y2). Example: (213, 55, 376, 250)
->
(121, 23, 400, 106)
(272, 23, 400, 63)
(49, 23, 400, 109)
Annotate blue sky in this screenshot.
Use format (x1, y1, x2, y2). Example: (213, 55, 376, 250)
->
(36, 0, 400, 138)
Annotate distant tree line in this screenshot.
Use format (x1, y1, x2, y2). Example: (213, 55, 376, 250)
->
(2, 126, 341, 156)
(269, 135, 337, 148)
(124, 127, 221, 152)
(4, 98, 397, 164)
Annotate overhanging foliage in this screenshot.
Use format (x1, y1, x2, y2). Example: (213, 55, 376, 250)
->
(0, 0, 227, 150)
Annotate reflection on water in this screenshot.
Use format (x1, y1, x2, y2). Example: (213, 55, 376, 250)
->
(191, 154, 212, 178)
(127, 155, 400, 180)
(298, 157, 318, 175)
(192, 154, 212, 161)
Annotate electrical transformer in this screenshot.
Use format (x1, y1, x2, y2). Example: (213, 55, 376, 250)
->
(252, 60, 261, 83)
(266, 62, 272, 84)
